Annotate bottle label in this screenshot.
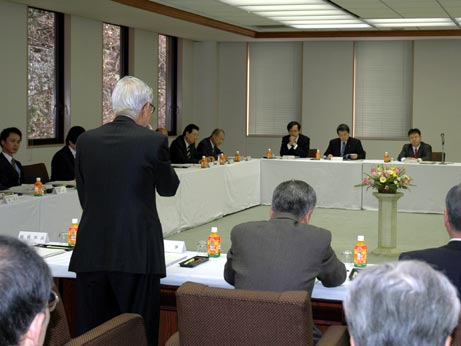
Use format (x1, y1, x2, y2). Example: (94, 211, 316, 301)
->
(207, 235, 221, 257)
(68, 226, 78, 247)
(354, 245, 367, 268)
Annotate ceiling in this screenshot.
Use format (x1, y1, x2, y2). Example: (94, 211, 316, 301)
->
(8, 0, 461, 41)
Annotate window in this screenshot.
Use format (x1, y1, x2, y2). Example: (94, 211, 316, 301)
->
(102, 23, 128, 124)
(27, 7, 64, 145)
(157, 34, 178, 134)
(247, 42, 302, 136)
(354, 41, 413, 139)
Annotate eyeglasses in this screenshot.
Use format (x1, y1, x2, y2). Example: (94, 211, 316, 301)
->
(48, 291, 59, 312)
(148, 103, 156, 114)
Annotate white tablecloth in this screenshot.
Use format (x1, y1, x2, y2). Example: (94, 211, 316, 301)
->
(260, 159, 363, 210)
(45, 251, 350, 301)
(0, 160, 261, 241)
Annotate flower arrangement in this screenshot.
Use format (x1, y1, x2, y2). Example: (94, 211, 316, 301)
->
(358, 165, 413, 193)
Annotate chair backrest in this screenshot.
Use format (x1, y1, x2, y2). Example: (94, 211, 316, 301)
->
(432, 152, 445, 162)
(175, 281, 313, 346)
(44, 284, 71, 346)
(22, 163, 50, 184)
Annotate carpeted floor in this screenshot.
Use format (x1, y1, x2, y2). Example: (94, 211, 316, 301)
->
(165, 205, 448, 264)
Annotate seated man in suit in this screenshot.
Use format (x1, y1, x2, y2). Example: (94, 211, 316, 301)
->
(224, 180, 346, 341)
(279, 121, 310, 158)
(197, 128, 225, 161)
(50, 126, 85, 181)
(0, 127, 23, 190)
(397, 128, 432, 161)
(324, 123, 365, 160)
(399, 184, 461, 297)
(170, 124, 201, 164)
(0, 235, 55, 346)
(344, 261, 459, 346)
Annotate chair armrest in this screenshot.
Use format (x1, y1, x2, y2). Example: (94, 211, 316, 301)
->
(165, 331, 180, 346)
(64, 313, 147, 346)
(317, 325, 350, 346)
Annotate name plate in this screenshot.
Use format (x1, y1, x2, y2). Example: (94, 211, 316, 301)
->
(4, 194, 19, 204)
(164, 239, 187, 253)
(54, 186, 67, 194)
(18, 231, 50, 244)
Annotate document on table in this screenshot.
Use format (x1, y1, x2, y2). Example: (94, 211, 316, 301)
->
(34, 246, 66, 258)
(165, 252, 188, 267)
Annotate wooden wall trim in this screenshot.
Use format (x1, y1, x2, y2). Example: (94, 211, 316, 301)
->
(112, 0, 461, 40)
(111, 0, 256, 38)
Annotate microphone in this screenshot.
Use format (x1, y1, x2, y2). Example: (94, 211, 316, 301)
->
(441, 133, 445, 146)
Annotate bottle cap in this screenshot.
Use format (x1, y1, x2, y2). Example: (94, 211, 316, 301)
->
(211, 226, 218, 233)
(357, 235, 365, 241)
(268, 148, 271, 151)
(236, 151, 239, 154)
(202, 156, 206, 159)
(72, 218, 79, 224)
(36, 177, 41, 182)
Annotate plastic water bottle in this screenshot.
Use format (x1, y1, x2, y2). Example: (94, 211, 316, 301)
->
(207, 227, 221, 258)
(354, 235, 367, 268)
(67, 218, 79, 247)
(266, 148, 273, 159)
(34, 177, 44, 196)
(234, 151, 241, 162)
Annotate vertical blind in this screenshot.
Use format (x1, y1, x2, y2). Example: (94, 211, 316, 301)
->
(355, 41, 413, 138)
(248, 42, 302, 135)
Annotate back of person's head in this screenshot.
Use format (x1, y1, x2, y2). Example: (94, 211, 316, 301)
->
(287, 121, 301, 131)
(446, 184, 461, 232)
(336, 123, 350, 134)
(408, 128, 421, 136)
(111, 76, 153, 118)
(271, 180, 316, 219)
(344, 260, 460, 346)
(0, 127, 22, 146)
(65, 126, 85, 146)
(0, 235, 52, 346)
(183, 124, 199, 136)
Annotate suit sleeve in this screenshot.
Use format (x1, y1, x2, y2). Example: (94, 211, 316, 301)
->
(398, 144, 408, 161)
(324, 140, 334, 157)
(223, 247, 235, 286)
(354, 139, 366, 160)
(279, 136, 289, 156)
(75, 147, 85, 208)
(317, 238, 347, 287)
(421, 143, 432, 161)
(156, 136, 180, 197)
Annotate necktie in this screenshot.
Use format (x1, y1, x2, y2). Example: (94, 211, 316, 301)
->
(340, 142, 346, 157)
(10, 158, 17, 170)
(186, 146, 191, 159)
(414, 147, 418, 158)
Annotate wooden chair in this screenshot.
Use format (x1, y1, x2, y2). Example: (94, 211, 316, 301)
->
(165, 281, 349, 346)
(22, 163, 50, 184)
(44, 285, 148, 346)
(431, 152, 445, 162)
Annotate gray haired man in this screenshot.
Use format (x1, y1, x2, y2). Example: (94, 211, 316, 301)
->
(224, 179, 346, 294)
(344, 260, 460, 346)
(0, 235, 54, 346)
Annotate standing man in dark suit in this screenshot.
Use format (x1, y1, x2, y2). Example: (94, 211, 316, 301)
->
(224, 180, 346, 342)
(0, 127, 23, 190)
(279, 121, 310, 157)
(197, 128, 225, 160)
(397, 128, 432, 161)
(50, 126, 85, 181)
(169, 124, 201, 164)
(69, 76, 180, 346)
(324, 123, 365, 160)
(399, 184, 461, 297)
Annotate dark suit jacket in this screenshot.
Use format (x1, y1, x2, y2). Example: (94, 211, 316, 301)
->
(324, 137, 366, 160)
(0, 153, 23, 190)
(397, 142, 432, 161)
(399, 241, 461, 297)
(197, 137, 223, 159)
(224, 212, 346, 295)
(280, 134, 310, 158)
(170, 135, 200, 164)
(51, 146, 75, 181)
(69, 116, 180, 276)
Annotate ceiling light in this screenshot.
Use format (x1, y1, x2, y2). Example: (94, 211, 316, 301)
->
(221, 0, 324, 4)
(367, 18, 456, 27)
(241, 4, 334, 11)
(292, 23, 371, 29)
(283, 20, 365, 25)
(255, 10, 345, 16)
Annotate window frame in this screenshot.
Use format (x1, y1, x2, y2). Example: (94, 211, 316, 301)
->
(27, 7, 65, 146)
